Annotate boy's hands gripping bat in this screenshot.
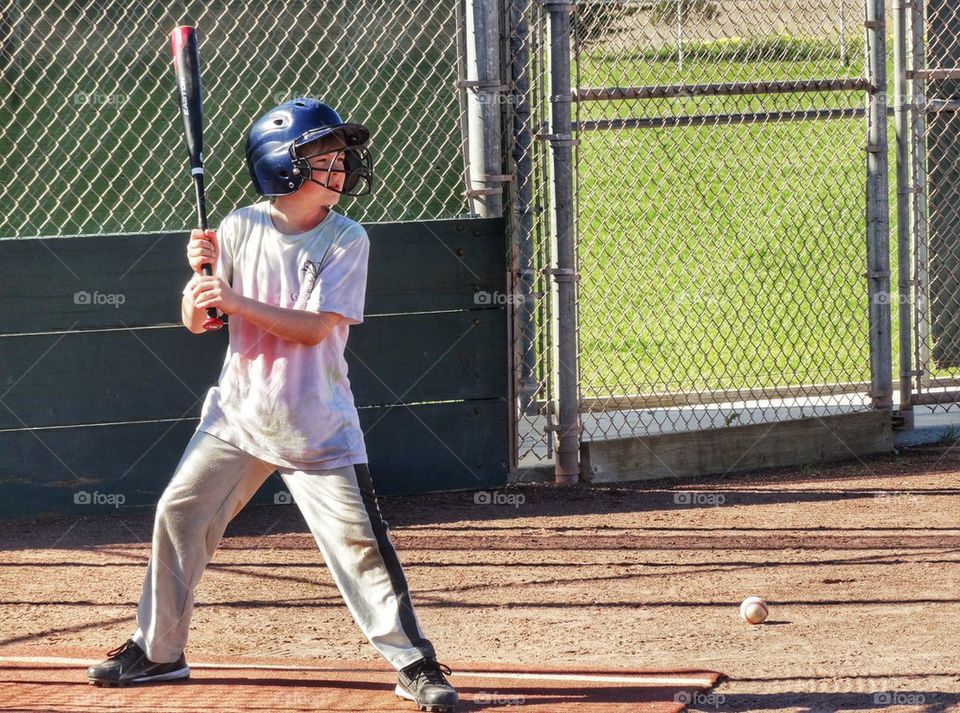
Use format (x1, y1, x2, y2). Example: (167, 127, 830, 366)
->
(171, 25, 223, 331)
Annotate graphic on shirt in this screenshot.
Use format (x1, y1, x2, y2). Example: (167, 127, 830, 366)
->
(293, 259, 323, 309)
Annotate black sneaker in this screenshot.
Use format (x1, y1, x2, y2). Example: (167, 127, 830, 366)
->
(395, 657, 458, 712)
(87, 639, 190, 687)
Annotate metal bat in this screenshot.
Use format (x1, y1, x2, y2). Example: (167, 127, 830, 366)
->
(171, 25, 223, 331)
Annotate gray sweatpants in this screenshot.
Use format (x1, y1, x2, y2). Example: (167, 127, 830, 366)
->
(130, 430, 435, 670)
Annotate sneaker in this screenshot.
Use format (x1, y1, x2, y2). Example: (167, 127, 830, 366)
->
(395, 657, 458, 712)
(87, 639, 190, 687)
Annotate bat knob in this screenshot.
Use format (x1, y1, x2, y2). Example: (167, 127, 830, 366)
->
(202, 316, 224, 331)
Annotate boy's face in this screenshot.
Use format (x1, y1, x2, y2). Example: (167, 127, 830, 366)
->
(297, 149, 346, 206)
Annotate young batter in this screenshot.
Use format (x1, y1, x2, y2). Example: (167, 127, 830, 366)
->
(87, 97, 458, 713)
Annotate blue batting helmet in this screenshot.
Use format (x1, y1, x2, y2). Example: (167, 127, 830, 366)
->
(245, 97, 372, 197)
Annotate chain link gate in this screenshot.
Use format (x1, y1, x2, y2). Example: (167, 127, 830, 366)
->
(507, 0, 894, 476)
(572, 0, 893, 446)
(900, 0, 960, 412)
(508, 0, 563, 470)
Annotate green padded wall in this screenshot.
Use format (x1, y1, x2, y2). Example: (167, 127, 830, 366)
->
(0, 218, 508, 517)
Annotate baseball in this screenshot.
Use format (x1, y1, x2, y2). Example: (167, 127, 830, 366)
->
(739, 596, 769, 624)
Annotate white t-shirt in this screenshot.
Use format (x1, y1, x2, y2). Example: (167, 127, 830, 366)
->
(183, 201, 369, 470)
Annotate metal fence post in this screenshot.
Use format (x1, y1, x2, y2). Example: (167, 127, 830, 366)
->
(865, 0, 893, 411)
(893, 0, 915, 427)
(543, 0, 580, 484)
(910, 0, 931, 392)
(465, 0, 506, 217)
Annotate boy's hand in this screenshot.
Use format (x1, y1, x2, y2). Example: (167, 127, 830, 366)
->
(191, 275, 244, 315)
(187, 228, 218, 274)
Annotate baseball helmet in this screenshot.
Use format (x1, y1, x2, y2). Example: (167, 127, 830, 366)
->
(245, 97, 373, 197)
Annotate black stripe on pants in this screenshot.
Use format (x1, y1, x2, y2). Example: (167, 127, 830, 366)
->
(354, 463, 436, 662)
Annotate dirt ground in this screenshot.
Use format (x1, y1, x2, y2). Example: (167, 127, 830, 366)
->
(3, 442, 960, 712)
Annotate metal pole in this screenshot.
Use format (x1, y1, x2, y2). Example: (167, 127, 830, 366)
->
(865, 0, 893, 410)
(893, 0, 914, 428)
(455, 0, 473, 213)
(537, 7, 557, 459)
(544, 0, 580, 484)
(465, 0, 505, 217)
(911, 0, 931, 390)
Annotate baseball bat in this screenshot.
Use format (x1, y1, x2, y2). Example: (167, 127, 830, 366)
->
(171, 25, 223, 331)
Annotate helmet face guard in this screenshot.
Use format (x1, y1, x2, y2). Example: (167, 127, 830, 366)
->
(292, 141, 373, 197)
(245, 98, 373, 198)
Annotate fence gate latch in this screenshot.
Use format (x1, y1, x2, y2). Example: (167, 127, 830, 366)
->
(542, 267, 580, 283)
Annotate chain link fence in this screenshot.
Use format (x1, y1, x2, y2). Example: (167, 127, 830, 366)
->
(5, 0, 957, 472)
(507, 0, 558, 465)
(575, 0, 887, 441)
(507, 0, 897, 465)
(907, 0, 960, 411)
(0, 0, 469, 238)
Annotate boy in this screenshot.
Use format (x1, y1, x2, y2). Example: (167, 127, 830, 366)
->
(86, 98, 458, 713)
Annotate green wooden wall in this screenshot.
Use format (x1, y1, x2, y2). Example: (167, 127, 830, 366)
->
(0, 218, 508, 518)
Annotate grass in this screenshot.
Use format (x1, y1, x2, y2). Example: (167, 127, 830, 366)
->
(570, 35, 912, 396)
(588, 34, 865, 65)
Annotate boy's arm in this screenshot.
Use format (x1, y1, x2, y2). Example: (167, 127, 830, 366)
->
(234, 298, 344, 346)
(188, 274, 344, 345)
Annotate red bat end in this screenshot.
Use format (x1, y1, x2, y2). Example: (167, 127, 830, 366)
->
(202, 315, 224, 331)
(170, 25, 194, 57)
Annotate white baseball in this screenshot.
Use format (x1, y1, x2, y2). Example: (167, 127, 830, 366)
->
(739, 596, 769, 624)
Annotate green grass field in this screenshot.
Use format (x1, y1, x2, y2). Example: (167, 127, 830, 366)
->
(571, 37, 907, 397)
